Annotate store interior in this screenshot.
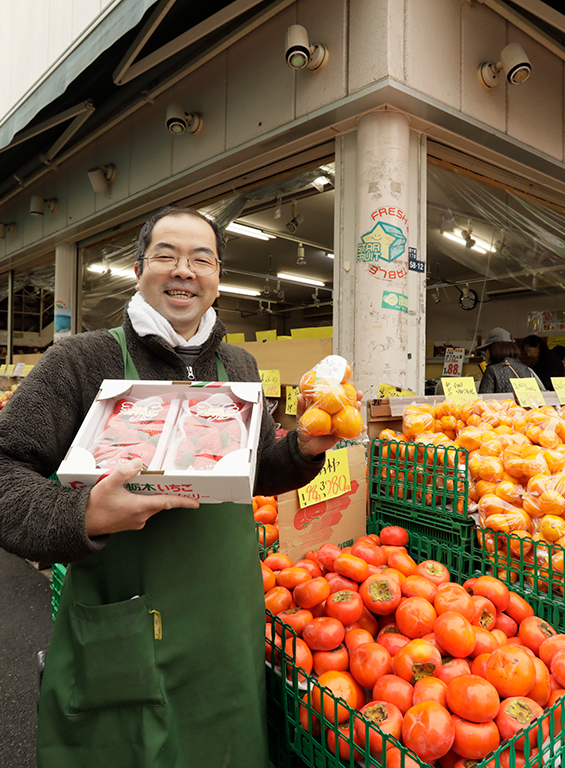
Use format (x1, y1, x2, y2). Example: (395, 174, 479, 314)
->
(3, 155, 565, 382)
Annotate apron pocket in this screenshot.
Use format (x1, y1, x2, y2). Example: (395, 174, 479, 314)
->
(69, 594, 165, 713)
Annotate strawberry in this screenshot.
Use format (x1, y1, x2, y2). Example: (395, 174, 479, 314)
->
(196, 428, 223, 455)
(192, 454, 217, 470)
(216, 442, 240, 457)
(175, 437, 197, 469)
(127, 442, 156, 469)
(220, 419, 242, 446)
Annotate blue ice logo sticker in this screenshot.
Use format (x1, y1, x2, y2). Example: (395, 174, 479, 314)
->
(357, 221, 407, 263)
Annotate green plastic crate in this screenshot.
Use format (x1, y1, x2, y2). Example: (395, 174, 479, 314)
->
(369, 499, 476, 547)
(371, 437, 469, 517)
(256, 519, 280, 561)
(51, 563, 67, 621)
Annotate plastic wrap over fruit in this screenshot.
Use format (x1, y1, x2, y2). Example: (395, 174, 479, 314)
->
(297, 355, 364, 440)
(90, 396, 175, 470)
(162, 393, 250, 471)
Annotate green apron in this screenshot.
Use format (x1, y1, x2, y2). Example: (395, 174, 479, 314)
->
(37, 329, 269, 768)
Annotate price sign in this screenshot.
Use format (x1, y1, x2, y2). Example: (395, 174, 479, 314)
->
(552, 377, 565, 405)
(441, 377, 478, 403)
(21, 364, 34, 377)
(5, 364, 14, 377)
(510, 378, 546, 408)
(285, 386, 299, 415)
(259, 369, 281, 398)
(442, 347, 465, 377)
(0, 365, 6, 376)
(297, 448, 351, 509)
(13, 362, 25, 377)
(378, 383, 416, 398)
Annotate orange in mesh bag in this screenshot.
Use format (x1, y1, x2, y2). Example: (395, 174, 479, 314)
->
(402, 406, 434, 440)
(298, 355, 363, 439)
(539, 514, 565, 542)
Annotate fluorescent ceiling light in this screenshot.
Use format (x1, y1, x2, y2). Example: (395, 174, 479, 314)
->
(219, 285, 261, 296)
(326, 252, 334, 259)
(87, 264, 134, 279)
(226, 223, 275, 241)
(277, 272, 325, 287)
(442, 231, 491, 254)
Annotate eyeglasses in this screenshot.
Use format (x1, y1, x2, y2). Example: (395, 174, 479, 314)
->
(143, 253, 220, 276)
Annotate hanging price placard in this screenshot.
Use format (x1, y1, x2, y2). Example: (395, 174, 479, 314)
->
(13, 362, 25, 377)
(259, 369, 281, 397)
(5, 364, 14, 377)
(442, 348, 465, 377)
(297, 448, 351, 509)
(0, 365, 6, 376)
(552, 378, 565, 405)
(441, 377, 478, 403)
(285, 386, 299, 415)
(510, 378, 546, 408)
(21, 364, 34, 377)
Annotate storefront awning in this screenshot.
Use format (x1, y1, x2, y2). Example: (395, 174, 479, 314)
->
(0, 0, 160, 152)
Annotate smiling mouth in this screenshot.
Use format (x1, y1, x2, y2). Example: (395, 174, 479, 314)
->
(166, 289, 196, 298)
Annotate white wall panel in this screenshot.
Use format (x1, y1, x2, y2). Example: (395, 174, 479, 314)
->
(172, 54, 228, 176)
(461, 1, 506, 133)
(129, 93, 173, 195)
(506, 29, 563, 162)
(349, 0, 403, 93)
(405, 0, 461, 109)
(71, 0, 109, 41)
(48, 0, 73, 65)
(65, 146, 98, 226)
(226, 6, 295, 150)
(295, 0, 346, 117)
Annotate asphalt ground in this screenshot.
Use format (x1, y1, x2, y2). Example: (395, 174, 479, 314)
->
(0, 550, 53, 768)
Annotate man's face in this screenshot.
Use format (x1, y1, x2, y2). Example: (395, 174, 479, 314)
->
(135, 214, 220, 340)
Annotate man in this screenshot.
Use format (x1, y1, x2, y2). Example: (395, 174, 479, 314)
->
(523, 334, 563, 391)
(0, 206, 359, 768)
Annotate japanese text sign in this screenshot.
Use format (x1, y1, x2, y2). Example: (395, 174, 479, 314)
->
(441, 377, 477, 403)
(297, 448, 351, 509)
(442, 348, 465, 377)
(259, 369, 281, 398)
(510, 378, 546, 408)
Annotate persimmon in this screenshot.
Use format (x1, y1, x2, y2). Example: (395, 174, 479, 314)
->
(261, 563, 276, 593)
(393, 639, 442, 684)
(298, 693, 321, 735)
(349, 642, 392, 689)
(312, 670, 365, 724)
(402, 702, 455, 761)
(445, 674, 500, 723)
(325, 572, 359, 593)
(302, 617, 344, 651)
(518, 615, 557, 655)
(434, 658, 472, 686)
(257, 523, 278, 547)
(434, 585, 475, 621)
(550, 648, 565, 687)
(372, 674, 414, 715)
(471, 595, 497, 630)
(350, 539, 386, 567)
(470, 626, 499, 657)
(294, 576, 330, 609)
(385, 746, 422, 768)
(471, 652, 492, 679)
(359, 573, 402, 616)
(413, 676, 447, 707)
(354, 700, 403, 756)
(471, 575, 510, 612)
(317, 543, 342, 571)
(395, 597, 437, 639)
(539, 634, 565, 667)
(451, 715, 500, 760)
(276, 567, 312, 590)
(325, 590, 364, 625)
(378, 629, 411, 657)
(312, 644, 349, 676)
(283, 637, 313, 681)
(334, 553, 369, 583)
(494, 612, 518, 638)
(275, 607, 313, 637)
(345, 628, 374, 652)
(254, 505, 277, 525)
(434, 611, 476, 658)
(387, 550, 418, 577)
(401, 575, 438, 602)
(326, 722, 363, 762)
(379, 526, 409, 546)
(486, 645, 536, 697)
(495, 697, 548, 751)
(528, 656, 551, 707)
(414, 560, 450, 586)
(263, 553, 293, 571)
(293, 559, 323, 579)
(264, 585, 293, 615)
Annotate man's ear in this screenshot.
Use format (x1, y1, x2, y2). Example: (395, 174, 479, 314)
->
(134, 261, 141, 288)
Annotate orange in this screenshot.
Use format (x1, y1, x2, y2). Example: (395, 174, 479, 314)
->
(314, 383, 346, 415)
(341, 381, 357, 404)
(341, 361, 353, 383)
(299, 370, 317, 400)
(331, 405, 363, 439)
(299, 407, 332, 436)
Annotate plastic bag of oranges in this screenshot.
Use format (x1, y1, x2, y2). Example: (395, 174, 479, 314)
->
(298, 355, 363, 440)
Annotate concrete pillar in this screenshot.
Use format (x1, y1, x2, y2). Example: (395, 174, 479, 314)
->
(54, 242, 77, 341)
(354, 110, 411, 397)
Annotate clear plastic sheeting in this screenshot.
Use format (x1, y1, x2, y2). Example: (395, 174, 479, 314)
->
(81, 237, 137, 331)
(427, 161, 565, 293)
(0, 263, 55, 302)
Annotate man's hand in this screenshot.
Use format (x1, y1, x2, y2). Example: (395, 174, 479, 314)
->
(85, 458, 199, 537)
(295, 390, 364, 459)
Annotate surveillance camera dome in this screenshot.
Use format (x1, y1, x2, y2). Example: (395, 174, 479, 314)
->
(285, 25, 311, 69)
(500, 43, 531, 85)
(30, 195, 45, 217)
(166, 101, 188, 135)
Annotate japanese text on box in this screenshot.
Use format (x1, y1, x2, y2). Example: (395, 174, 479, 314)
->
(297, 448, 351, 509)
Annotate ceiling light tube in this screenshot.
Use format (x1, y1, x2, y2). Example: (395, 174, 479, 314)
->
(442, 231, 492, 252)
(277, 272, 325, 287)
(326, 252, 334, 259)
(225, 223, 275, 241)
(219, 285, 261, 296)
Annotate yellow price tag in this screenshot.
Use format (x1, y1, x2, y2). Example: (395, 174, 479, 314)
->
(510, 378, 546, 408)
(551, 377, 565, 405)
(378, 383, 416, 398)
(259, 370, 281, 398)
(12, 362, 25, 377)
(441, 377, 478, 403)
(297, 448, 351, 509)
(0, 365, 6, 376)
(5, 364, 14, 377)
(285, 386, 299, 415)
(21, 364, 34, 377)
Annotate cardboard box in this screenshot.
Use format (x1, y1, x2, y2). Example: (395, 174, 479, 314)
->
(57, 380, 263, 504)
(276, 444, 367, 562)
(230, 337, 333, 385)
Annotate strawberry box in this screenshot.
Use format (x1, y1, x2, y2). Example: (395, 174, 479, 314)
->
(56, 379, 263, 504)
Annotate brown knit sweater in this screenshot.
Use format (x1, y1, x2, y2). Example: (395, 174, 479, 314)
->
(0, 314, 323, 564)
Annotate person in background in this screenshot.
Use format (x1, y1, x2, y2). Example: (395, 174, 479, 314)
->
(478, 327, 545, 394)
(523, 334, 564, 390)
(551, 344, 565, 374)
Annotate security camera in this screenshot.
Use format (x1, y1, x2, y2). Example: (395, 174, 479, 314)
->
(285, 25, 328, 72)
(87, 164, 116, 193)
(165, 102, 203, 135)
(478, 43, 531, 89)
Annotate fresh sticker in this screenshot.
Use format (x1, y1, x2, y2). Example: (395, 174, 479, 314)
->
(357, 221, 407, 264)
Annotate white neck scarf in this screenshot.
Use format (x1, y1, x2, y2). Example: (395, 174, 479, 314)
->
(127, 291, 217, 348)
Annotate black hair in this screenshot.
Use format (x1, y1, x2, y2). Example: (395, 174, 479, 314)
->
(488, 341, 521, 364)
(136, 206, 225, 277)
(523, 335, 548, 351)
(553, 345, 565, 360)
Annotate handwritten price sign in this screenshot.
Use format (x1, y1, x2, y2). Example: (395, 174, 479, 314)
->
(441, 377, 477, 403)
(442, 348, 465, 377)
(285, 386, 299, 415)
(552, 378, 565, 406)
(259, 369, 281, 398)
(297, 448, 351, 509)
(510, 378, 546, 408)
